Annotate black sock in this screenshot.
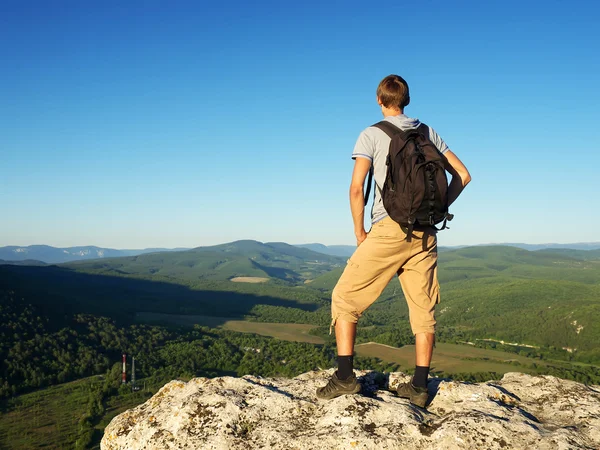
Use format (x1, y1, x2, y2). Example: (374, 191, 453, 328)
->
(412, 366, 429, 388)
(336, 355, 354, 380)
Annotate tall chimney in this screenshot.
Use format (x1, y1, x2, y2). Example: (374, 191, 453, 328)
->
(122, 353, 127, 384)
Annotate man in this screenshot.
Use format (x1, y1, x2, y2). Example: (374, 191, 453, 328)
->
(316, 75, 471, 407)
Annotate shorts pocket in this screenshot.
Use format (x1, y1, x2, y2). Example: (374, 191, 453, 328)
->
(346, 259, 359, 269)
(370, 218, 404, 239)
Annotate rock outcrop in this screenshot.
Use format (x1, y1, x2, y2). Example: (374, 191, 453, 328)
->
(101, 370, 600, 449)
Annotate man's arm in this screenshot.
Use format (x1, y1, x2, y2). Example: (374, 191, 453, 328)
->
(443, 150, 471, 206)
(349, 158, 372, 246)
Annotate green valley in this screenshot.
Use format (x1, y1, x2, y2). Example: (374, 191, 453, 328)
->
(1, 243, 599, 449)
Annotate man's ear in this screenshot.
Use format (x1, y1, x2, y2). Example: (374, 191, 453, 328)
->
(376, 96, 383, 107)
(404, 95, 410, 107)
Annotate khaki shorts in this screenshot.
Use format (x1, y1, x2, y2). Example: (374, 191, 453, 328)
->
(331, 216, 440, 335)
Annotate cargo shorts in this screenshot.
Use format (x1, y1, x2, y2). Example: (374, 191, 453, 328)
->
(331, 216, 440, 335)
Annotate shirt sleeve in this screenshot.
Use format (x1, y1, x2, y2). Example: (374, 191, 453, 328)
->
(351, 129, 375, 161)
(427, 126, 450, 154)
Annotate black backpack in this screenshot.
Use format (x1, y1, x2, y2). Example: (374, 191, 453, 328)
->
(365, 121, 453, 241)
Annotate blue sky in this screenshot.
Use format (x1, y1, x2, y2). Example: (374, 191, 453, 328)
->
(1, 0, 599, 248)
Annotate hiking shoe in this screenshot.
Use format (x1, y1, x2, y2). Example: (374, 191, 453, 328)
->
(316, 371, 361, 400)
(396, 381, 429, 408)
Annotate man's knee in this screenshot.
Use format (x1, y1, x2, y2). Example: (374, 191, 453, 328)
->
(407, 296, 438, 336)
(331, 288, 361, 324)
(410, 320, 437, 336)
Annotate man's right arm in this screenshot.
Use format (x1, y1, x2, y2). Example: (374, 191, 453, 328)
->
(350, 129, 375, 246)
(349, 157, 372, 246)
(443, 150, 471, 206)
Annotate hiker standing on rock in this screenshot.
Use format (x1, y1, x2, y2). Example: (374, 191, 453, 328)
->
(317, 75, 471, 407)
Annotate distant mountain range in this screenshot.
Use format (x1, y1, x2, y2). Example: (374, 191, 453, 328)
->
(0, 245, 189, 264)
(297, 242, 600, 257)
(295, 243, 357, 257)
(494, 242, 600, 251)
(1, 241, 599, 264)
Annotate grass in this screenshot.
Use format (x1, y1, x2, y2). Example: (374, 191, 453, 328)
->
(0, 376, 101, 450)
(135, 312, 325, 344)
(0, 375, 158, 450)
(90, 390, 154, 450)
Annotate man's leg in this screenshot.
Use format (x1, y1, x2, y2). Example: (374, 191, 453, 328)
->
(413, 332, 435, 388)
(396, 229, 439, 407)
(335, 319, 357, 380)
(317, 218, 410, 400)
(415, 332, 435, 366)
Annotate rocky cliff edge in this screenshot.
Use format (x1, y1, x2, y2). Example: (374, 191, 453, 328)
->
(101, 370, 600, 450)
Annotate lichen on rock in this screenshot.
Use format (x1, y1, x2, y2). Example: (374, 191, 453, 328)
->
(101, 371, 600, 450)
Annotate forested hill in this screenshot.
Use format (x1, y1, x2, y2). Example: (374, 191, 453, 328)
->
(535, 248, 600, 260)
(63, 240, 344, 283)
(308, 245, 600, 360)
(310, 245, 600, 289)
(0, 262, 333, 401)
(0, 259, 46, 266)
(1, 243, 600, 419)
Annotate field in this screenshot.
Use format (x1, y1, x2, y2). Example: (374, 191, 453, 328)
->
(230, 276, 270, 283)
(356, 342, 548, 374)
(135, 312, 325, 344)
(136, 311, 559, 376)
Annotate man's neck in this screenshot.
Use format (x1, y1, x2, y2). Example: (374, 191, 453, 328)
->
(382, 107, 403, 117)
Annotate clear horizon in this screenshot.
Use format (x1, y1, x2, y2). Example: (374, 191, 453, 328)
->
(2, 238, 600, 251)
(2, 1, 599, 249)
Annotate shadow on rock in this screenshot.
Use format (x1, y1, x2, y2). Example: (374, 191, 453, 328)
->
(357, 371, 390, 400)
(425, 376, 451, 406)
(243, 377, 315, 403)
(488, 383, 522, 402)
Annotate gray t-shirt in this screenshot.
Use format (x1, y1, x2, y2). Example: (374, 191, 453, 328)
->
(352, 114, 450, 225)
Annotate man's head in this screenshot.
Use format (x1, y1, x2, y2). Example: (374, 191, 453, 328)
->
(376, 75, 410, 112)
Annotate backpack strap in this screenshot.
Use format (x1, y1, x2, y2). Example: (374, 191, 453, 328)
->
(417, 123, 430, 137)
(364, 121, 402, 205)
(372, 120, 402, 138)
(364, 167, 373, 206)
(417, 122, 454, 230)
